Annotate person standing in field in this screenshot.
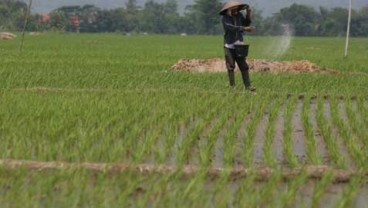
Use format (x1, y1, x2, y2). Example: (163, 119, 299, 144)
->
(219, 1, 256, 91)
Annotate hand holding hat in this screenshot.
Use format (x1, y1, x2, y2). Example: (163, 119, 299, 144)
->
(219, 1, 250, 15)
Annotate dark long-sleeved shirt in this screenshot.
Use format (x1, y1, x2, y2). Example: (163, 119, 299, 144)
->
(222, 12, 251, 45)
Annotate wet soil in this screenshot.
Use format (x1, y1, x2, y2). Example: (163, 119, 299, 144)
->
(310, 98, 330, 164)
(171, 59, 341, 74)
(292, 99, 306, 163)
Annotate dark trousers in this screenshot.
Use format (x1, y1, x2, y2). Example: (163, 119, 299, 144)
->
(224, 47, 251, 88)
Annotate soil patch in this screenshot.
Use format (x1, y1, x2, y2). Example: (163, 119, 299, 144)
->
(0, 159, 364, 183)
(0, 32, 16, 40)
(171, 58, 340, 74)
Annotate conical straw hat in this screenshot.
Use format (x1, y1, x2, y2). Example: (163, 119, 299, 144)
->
(219, 1, 249, 15)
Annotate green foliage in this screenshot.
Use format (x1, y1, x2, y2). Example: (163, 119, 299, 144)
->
(0, 0, 27, 31)
(2, 0, 368, 36)
(0, 34, 367, 206)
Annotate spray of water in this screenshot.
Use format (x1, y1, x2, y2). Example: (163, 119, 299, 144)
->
(264, 24, 294, 59)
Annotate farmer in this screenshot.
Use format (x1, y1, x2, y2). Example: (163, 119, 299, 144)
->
(219, 1, 256, 91)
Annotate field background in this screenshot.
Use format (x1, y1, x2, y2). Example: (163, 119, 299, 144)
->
(0, 34, 367, 207)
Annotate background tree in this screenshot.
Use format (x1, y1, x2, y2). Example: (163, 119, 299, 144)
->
(1, 0, 367, 37)
(352, 7, 368, 36)
(124, 0, 140, 32)
(139, 1, 165, 33)
(163, 0, 180, 33)
(0, 0, 27, 30)
(275, 4, 320, 36)
(78, 5, 100, 32)
(187, 0, 222, 34)
(49, 10, 69, 32)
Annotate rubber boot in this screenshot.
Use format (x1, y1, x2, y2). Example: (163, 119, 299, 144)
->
(241, 70, 251, 88)
(241, 70, 256, 91)
(228, 70, 235, 87)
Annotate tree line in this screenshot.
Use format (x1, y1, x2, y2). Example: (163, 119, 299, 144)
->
(1, 0, 368, 36)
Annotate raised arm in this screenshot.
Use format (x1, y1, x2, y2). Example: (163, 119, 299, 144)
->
(241, 7, 252, 26)
(222, 16, 245, 32)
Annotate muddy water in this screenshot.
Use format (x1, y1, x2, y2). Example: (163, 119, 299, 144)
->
(310, 98, 330, 164)
(168, 122, 194, 166)
(355, 184, 368, 208)
(147, 96, 361, 170)
(207, 179, 368, 207)
(273, 102, 286, 164)
(212, 118, 235, 168)
(292, 99, 306, 163)
(234, 114, 251, 168)
(324, 99, 356, 169)
(253, 112, 269, 165)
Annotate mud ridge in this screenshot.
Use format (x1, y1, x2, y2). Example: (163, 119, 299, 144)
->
(1, 159, 366, 183)
(171, 59, 343, 74)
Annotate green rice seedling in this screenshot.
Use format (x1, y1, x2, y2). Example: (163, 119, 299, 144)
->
(184, 94, 229, 166)
(329, 97, 365, 169)
(344, 97, 368, 167)
(316, 96, 346, 169)
(200, 110, 229, 168)
(158, 116, 181, 164)
(131, 115, 167, 163)
(175, 95, 221, 167)
(209, 167, 239, 207)
(333, 176, 361, 208)
(263, 95, 284, 167)
(157, 92, 213, 164)
(302, 94, 322, 165)
(1, 35, 368, 207)
(0, 169, 145, 207)
(310, 172, 334, 208)
(197, 117, 219, 167)
(280, 173, 308, 207)
(141, 174, 174, 206)
(213, 182, 239, 208)
(223, 95, 252, 168)
(344, 97, 367, 149)
(232, 173, 257, 206)
(356, 97, 368, 128)
(256, 172, 283, 207)
(242, 93, 271, 167)
(283, 94, 299, 168)
(356, 97, 368, 158)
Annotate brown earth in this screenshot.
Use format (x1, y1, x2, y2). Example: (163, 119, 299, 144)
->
(0, 159, 364, 183)
(170, 58, 340, 74)
(0, 32, 16, 40)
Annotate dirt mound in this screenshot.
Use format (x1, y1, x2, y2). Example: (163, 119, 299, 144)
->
(0, 159, 361, 183)
(0, 32, 16, 40)
(171, 58, 339, 74)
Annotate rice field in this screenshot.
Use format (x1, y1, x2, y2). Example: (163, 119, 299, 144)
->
(0, 34, 367, 207)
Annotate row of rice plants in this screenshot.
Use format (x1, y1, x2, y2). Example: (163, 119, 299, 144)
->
(222, 95, 253, 168)
(129, 97, 172, 163)
(262, 95, 284, 167)
(329, 97, 366, 169)
(198, 106, 230, 168)
(175, 93, 226, 167)
(333, 176, 362, 208)
(310, 172, 334, 208)
(156, 92, 220, 165)
(242, 93, 271, 167)
(344, 98, 367, 150)
(144, 92, 200, 164)
(64, 92, 167, 163)
(316, 96, 346, 168)
(282, 94, 299, 168)
(302, 95, 322, 165)
(279, 173, 308, 207)
(356, 97, 368, 142)
(2, 167, 366, 207)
